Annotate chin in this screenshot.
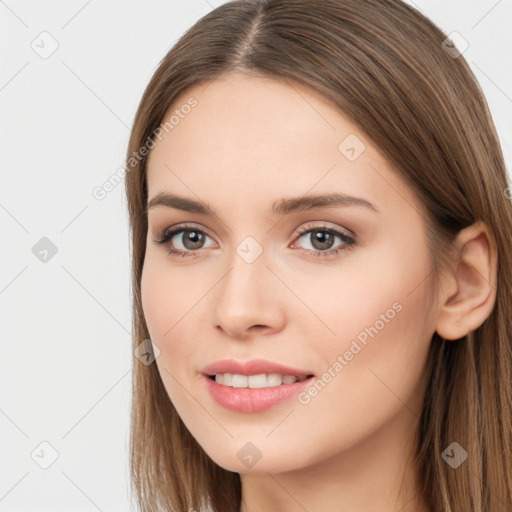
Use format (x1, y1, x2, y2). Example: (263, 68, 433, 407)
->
(193, 435, 317, 475)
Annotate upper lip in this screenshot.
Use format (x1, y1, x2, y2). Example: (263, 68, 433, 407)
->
(201, 359, 315, 378)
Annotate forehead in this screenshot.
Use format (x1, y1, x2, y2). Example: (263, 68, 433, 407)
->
(147, 73, 343, 169)
(145, 72, 420, 217)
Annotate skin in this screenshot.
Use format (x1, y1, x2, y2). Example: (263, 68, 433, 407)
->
(141, 72, 497, 512)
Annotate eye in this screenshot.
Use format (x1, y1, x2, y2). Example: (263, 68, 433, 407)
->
(153, 223, 215, 257)
(291, 222, 356, 257)
(153, 221, 357, 258)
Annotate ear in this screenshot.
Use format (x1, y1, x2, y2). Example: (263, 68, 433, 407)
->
(435, 221, 498, 340)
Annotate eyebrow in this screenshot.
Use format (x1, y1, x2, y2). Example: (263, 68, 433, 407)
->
(146, 192, 380, 216)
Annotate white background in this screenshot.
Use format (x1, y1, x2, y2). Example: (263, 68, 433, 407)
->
(1, 1, 511, 511)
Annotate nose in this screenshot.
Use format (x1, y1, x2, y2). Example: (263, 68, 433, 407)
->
(212, 246, 286, 339)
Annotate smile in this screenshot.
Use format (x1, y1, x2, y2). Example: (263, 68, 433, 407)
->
(210, 373, 310, 388)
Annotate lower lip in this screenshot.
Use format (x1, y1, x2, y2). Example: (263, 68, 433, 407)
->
(203, 375, 314, 413)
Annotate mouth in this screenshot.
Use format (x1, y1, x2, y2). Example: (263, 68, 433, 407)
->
(202, 372, 316, 413)
(200, 359, 316, 412)
(201, 358, 315, 383)
(206, 373, 315, 388)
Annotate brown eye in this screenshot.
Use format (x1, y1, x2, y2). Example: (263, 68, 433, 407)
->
(154, 224, 215, 256)
(293, 224, 356, 257)
(308, 230, 336, 251)
(178, 230, 206, 250)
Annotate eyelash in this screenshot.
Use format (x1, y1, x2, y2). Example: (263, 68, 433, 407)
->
(153, 222, 357, 258)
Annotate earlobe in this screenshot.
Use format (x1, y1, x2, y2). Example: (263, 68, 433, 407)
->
(435, 221, 497, 341)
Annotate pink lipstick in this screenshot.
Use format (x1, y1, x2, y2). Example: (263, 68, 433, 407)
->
(201, 359, 315, 413)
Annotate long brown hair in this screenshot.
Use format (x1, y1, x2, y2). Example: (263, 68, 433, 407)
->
(124, 1, 512, 510)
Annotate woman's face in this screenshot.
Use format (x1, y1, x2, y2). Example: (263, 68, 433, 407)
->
(141, 72, 437, 474)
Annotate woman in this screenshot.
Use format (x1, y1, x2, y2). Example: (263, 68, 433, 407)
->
(124, 1, 512, 511)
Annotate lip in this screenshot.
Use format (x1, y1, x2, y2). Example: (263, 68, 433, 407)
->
(203, 375, 314, 413)
(200, 358, 316, 413)
(201, 358, 314, 379)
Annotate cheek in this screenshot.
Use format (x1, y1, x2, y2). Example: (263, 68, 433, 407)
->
(141, 252, 203, 342)
(140, 253, 211, 387)
(297, 231, 429, 366)
(140, 258, 167, 340)
(279, 235, 431, 348)
(302, 245, 433, 430)
(140, 257, 200, 411)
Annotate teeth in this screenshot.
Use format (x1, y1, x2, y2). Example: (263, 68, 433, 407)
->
(248, 374, 267, 388)
(213, 373, 304, 388)
(266, 373, 283, 387)
(232, 374, 248, 388)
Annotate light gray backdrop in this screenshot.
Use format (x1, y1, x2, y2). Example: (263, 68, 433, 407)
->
(1, 1, 511, 511)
